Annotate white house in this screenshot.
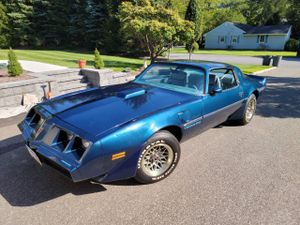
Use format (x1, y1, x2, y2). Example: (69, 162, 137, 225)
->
(204, 22, 292, 50)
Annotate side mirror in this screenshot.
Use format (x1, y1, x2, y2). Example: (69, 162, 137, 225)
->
(209, 85, 222, 95)
(213, 86, 222, 93)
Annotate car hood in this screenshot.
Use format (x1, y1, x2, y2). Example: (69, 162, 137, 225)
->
(40, 83, 195, 137)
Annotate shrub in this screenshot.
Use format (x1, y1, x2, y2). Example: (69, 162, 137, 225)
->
(94, 48, 105, 69)
(185, 41, 199, 53)
(7, 48, 23, 76)
(285, 39, 299, 51)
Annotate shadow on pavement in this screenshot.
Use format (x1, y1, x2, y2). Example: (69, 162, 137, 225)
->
(0, 140, 107, 207)
(0, 134, 24, 156)
(256, 76, 300, 118)
(282, 57, 300, 62)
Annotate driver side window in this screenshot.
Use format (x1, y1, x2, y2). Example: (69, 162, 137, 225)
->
(209, 68, 238, 90)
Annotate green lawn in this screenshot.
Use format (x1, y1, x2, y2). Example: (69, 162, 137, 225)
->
(233, 64, 271, 74)
(0, 49, 144, 71)
(0, 49, 270, 74)
(171, 47, 297, 57)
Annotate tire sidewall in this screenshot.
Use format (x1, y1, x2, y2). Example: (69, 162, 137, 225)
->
(243, 94, 257, 124)
(135, 131, 180, 184)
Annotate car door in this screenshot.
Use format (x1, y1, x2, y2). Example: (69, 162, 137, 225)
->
(201, 68, 244, 129)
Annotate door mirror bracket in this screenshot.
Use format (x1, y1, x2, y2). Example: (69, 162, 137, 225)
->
(209, 86, 222, 95)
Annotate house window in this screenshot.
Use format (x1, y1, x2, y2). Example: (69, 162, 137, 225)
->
(232, 36, 238, 44)
(219, 36, 226, 43)
(259, 35, 266, 43)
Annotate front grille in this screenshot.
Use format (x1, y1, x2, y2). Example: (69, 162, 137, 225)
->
(25, 108, 45, 138)
(43, 126, 88, 160)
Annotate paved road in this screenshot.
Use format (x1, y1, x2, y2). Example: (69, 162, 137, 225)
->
(0, 65, 300, 225)
(170, 53, 300, 69)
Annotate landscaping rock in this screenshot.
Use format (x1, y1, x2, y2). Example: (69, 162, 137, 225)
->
(23, 94, 38, 106)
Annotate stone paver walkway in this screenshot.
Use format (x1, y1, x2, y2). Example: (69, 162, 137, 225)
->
(0, 60, 67, 73)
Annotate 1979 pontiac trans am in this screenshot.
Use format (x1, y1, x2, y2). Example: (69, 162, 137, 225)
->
(18, 61, 266, 184)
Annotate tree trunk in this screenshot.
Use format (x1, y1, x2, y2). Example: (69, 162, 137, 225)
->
(188, 52, 192, 61)
(297, 48, 300, 57)
(167, 48, 171, 60)
(150, 52, 156, 63)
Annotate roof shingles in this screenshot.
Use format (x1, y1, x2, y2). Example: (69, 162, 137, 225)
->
(233, 22, 291, 34)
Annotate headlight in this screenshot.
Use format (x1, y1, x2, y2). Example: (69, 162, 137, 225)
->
(82, 139, 91, 149)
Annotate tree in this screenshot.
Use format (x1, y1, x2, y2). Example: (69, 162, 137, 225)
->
(0, 2, 9, 48)
(85, 0, 124, 52)
(119, 0, 195, 61)
(94, 48, 105, 69)
(199, 0, 246, 35)
(33, 0, 72, 47)
(169, 0, 190, 18)
(286, 0, 300, 39)
(185, 0, 201, 57)
(7, 48, 23, 76)
(5, 0, 34, 47)
(243, 0, 288, 26)
(185, 0, 201, 40)
(185, 41, 199, 60)
(66, 0, 89, 47)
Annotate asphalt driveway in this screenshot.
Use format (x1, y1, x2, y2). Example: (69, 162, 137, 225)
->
(0, 66, 299, 225)
(170, 53, 300, 69)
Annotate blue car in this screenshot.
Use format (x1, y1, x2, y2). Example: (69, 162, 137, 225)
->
(18, 61, 266, 184)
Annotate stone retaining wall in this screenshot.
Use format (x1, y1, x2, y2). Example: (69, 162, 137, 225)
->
(0, 75, 58, 107)
(0, 68, 135, 108)
(81, 68, 136, 87)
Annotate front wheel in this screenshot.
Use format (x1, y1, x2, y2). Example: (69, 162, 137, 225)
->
(237, 94, 257, 125)
(135, 131, 180, 184)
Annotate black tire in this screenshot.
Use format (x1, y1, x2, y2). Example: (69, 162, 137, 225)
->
(135, 131, 181, 184)
(236, 94, 257, 125)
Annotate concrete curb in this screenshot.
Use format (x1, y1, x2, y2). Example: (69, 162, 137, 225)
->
(251, 67, 277, 75)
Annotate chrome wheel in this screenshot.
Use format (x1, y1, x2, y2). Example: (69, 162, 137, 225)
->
(246, 97, 256, 122)
(141, 143, 174, 177)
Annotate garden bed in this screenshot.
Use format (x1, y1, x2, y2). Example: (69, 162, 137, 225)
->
(0, 69, 33, 83)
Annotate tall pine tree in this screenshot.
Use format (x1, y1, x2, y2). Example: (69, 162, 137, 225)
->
(6, 0, 34, 47)
(0, 2, 9, 47)
(185, 0, 201, 41)
(68, 0, 89, 47)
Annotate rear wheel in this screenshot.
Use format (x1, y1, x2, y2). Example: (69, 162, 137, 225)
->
(237, 94, 257, 125)
(135, 131, 180, 184)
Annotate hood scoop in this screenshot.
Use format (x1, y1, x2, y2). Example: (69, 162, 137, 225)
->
(117, 88, 146, 99)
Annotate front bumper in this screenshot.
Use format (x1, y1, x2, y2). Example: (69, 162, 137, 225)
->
(18, 113, 90, 182)
(18, 106, 136, 183)
(24, 141, 85, 181)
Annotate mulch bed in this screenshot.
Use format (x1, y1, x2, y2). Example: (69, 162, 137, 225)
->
(0, 69, 34, 84)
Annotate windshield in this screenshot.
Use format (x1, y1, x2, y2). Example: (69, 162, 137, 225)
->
(134, 63, 205, 95)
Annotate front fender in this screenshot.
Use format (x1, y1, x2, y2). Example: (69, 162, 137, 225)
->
(96, 109, 184, 182)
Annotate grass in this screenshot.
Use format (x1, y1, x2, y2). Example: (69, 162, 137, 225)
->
(0, 49, 271, 74)
(0, 49, 144, 72)
(233, 64, 271, 74)
(171, 47, 297, 57)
